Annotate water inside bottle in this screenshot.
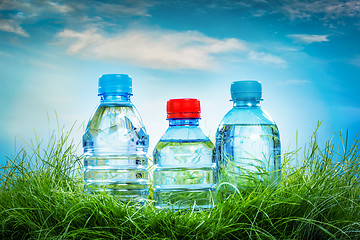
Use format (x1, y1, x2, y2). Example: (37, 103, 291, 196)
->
(216, 124, 281, 192)
(153, 140, 216, 210)
(83, 105, 149, 201)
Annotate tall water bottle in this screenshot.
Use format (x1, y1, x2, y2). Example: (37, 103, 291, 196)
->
(215, 81, 281, 194)
(153, 98, 216, 210)
(83, 74, 149, 202)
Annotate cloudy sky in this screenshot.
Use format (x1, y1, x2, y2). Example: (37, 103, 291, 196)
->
(0, 0, 359, 164)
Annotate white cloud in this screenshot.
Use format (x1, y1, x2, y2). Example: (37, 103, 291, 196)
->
(287, 34, 329, 44)
(349, 55, 360, 67)
(0, 0, 155, 20)
(247, 51, 286, 66)
(198, 0, 360, 25)
(28, 59, 62, 69)
(94, 1, 155, 17)
(57, 28, 247, 70)
(280, 0, 360, 20)
(0, 51, 12, 57)
(0, 0, 72, 19)
(0, 0, 156, 41)
(0, 19, 29, 37)
(47, 1, 73, 14)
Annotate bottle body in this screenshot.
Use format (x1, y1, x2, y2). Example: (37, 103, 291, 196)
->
(215, 101, 281, 194)
(83, 95, 149, 202)
(153, 119, 216, 210)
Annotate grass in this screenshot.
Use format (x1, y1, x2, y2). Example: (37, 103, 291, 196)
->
(0, 125, 359, 239)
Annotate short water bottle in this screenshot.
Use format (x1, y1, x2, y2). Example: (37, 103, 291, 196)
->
(83, 74, 149, 202)
(153, 98, 217, 210)
(215, 81, 281, 193)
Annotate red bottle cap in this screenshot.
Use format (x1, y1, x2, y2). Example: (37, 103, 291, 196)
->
(167, 98, 201, 119)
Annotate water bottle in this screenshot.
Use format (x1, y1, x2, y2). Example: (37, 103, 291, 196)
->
(215, 81, 281, 194)
(83, 74, 149, 202)
(153, 98, 217, 210)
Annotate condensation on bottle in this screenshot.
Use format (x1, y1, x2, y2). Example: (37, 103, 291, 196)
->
(153, 98, 217, 210)
(215, 81, 281, 195)
(83, 74, 149, 202)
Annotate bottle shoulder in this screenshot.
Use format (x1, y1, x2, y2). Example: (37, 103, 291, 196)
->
(159, 126, 211, 142)
(83, 103, 149, 154)
(219, 107, 276, 126)
(86, 103, 146, 131)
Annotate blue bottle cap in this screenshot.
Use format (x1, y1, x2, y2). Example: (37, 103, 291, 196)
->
(98, 74, 133, 96)
(230, 80, 262, 101)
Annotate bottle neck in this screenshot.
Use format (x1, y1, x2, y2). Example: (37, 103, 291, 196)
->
(168, 119, 199, 127)
(233, 99, 261, 108)
(100, 93, 131, 103)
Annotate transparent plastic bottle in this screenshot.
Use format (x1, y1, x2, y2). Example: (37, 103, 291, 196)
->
(215, 81, 281, 194)
(83, 74, 149, 202)
(153, 98, 217, 210)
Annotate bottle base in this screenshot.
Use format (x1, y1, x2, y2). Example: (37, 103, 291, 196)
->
(153, 187, 216, 211)
(84, 183, 149, 203)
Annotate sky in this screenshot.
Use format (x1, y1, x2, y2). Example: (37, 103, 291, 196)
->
(0, 0, 359, 165)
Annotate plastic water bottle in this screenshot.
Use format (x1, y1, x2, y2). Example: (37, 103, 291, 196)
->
(215, 81, 281, 194)
(83, 74, 149, 202)
(153, 98, 216, 210)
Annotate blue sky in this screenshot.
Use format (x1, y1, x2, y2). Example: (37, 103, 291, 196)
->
(0, 0, 359, 164)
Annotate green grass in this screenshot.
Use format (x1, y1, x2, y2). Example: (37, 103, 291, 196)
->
(0, 125, 359, 239)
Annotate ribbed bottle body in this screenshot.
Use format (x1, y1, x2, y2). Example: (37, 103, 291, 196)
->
(215, 101, 281, 194)
(153, 119, 216, 210)
(83, 102, 149, 202)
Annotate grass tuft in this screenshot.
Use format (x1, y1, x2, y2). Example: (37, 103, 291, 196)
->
(0, 124, 359, 239)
